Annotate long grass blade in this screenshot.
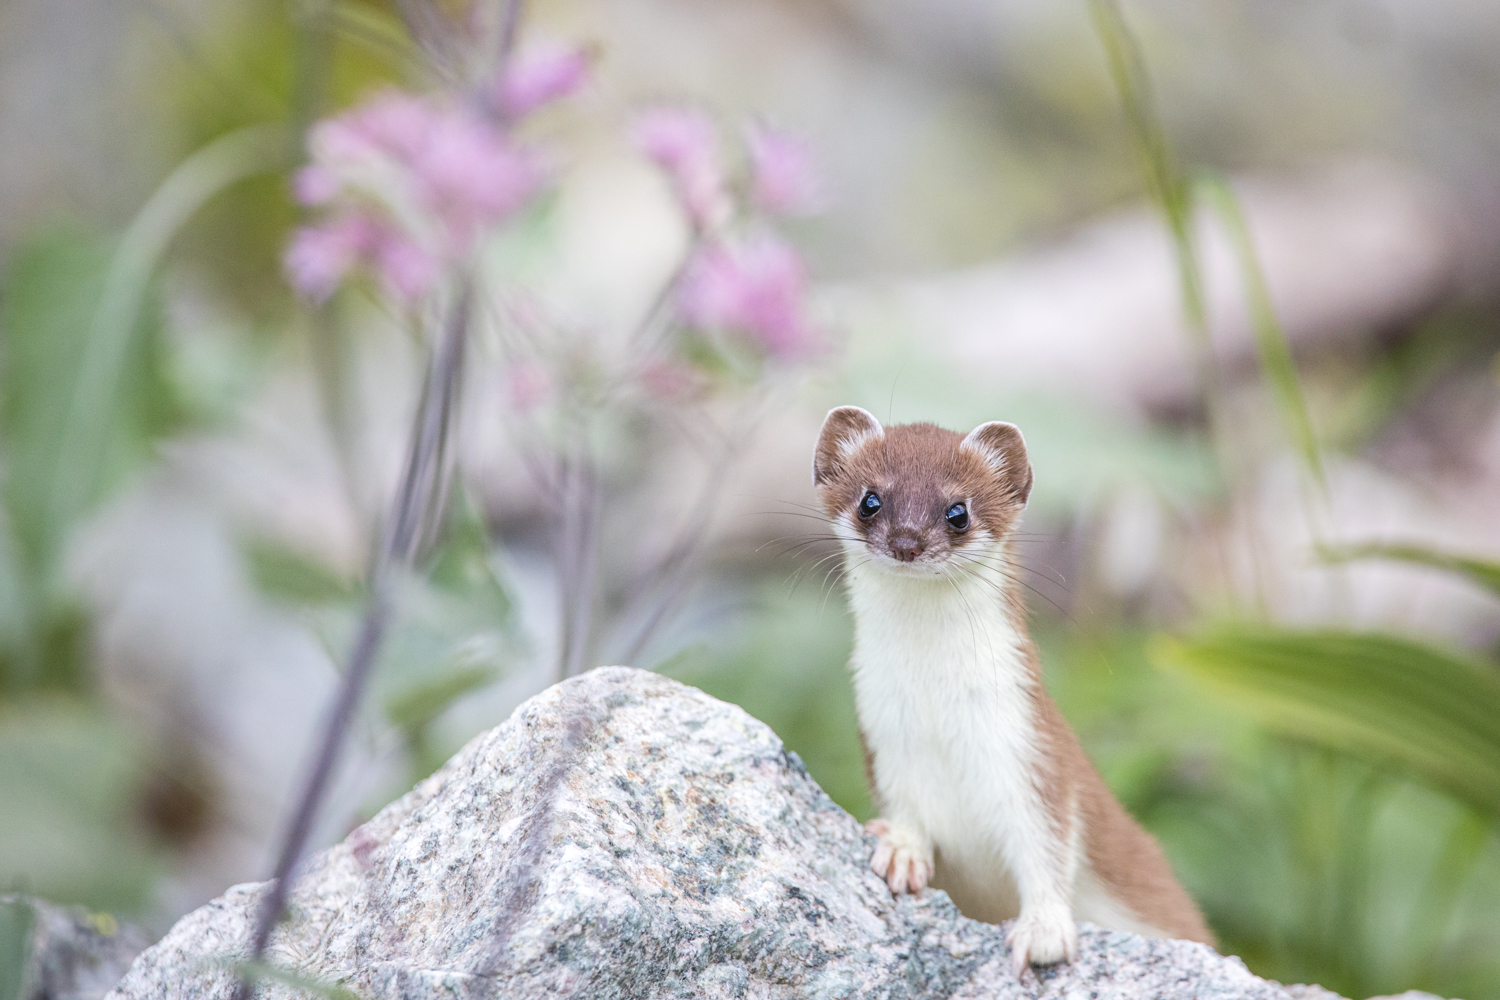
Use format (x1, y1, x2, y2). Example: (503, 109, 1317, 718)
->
(1320, 542, 1500, 602)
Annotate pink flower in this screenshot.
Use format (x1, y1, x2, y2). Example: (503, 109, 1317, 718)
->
(293, 164, 341, 206)
(285, 214, 375, 302)
(497, 42, 590, 118)
(678, 235, 819, 359)
(746, 123, 821, 216)
(371, 230, 441, 302)
(413, 108, 544, 250)
(632, 107, 729, 231)
(284, 212, 440, 305)
(288, 87, 552, 301)
(317, 91, 432, 163)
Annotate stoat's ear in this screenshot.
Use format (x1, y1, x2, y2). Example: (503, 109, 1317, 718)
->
(961, 421, 1033, 506)
(813, 406, 883, 486)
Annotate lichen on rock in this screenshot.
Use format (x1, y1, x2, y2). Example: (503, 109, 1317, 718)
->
(106, 667, 1307, 999)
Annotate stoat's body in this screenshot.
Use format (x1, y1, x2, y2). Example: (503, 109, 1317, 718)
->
(813, 407, 1213, 971)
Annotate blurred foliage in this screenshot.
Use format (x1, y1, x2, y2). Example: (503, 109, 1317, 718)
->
(0, 897, 32, 1000)
(0, 226, 187, 696)
(1152, 627, 1500, 819)
(248, 495, 521, 784)
(0, 702, 159, 911)
(1084, 5, 1500, 995)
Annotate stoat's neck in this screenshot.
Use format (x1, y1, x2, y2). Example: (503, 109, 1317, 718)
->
(843, 546, 1030, 680)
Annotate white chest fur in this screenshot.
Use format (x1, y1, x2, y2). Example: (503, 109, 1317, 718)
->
(844, 556, 1053, 922)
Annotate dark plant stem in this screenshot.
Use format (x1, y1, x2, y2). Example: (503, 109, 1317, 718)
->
(233, 281, 471, 999)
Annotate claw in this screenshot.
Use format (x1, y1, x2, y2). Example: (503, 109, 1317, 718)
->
(1007, 907, 1077, 975)
(865, 818, 933, 896)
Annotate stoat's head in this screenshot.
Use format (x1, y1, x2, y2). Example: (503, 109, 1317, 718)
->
(812, 406, 1032, 577)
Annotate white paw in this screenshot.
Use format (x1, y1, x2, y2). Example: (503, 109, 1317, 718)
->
(865, 818, 934, 894)
(1007, 906, 1079, 975)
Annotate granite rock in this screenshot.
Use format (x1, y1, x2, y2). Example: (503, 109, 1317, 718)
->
(2, 895, 151, 1000)
(108, 667, 1319, 999)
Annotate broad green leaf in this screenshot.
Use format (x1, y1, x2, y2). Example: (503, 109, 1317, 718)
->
(1321, 542, 1500, 603)
(1151, 627, 1500, 818)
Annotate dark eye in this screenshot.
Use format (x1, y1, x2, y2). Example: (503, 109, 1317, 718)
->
(858, 492, 882, 519)
(946, 502, 969, 531)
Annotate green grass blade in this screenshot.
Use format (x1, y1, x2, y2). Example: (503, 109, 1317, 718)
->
(1088, 0, 1206, 338)
(1151, 627, 1500, 818)
(1320, 542, 1500, 602)
(1196, 174, 1327, 494)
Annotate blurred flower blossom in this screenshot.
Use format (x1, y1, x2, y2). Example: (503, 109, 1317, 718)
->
(678, 235, 819, 359)
(638, 358, 707, 402)
(504, 361, 552, 413)
(632, 107, 729, 231)
(287, 88, 549, 304)
(285, 213, 440, 304)
(745, 123, 821, 216)
(496, 41, 591, 118)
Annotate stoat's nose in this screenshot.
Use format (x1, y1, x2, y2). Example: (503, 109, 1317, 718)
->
(889, 533, 924, 562)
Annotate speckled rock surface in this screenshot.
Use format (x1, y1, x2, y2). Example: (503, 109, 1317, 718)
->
(3, 894, 151, 1000)
(107, 667, 1303, 999)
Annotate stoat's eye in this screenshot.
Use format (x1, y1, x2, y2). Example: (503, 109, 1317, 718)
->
(946, 502, 969, 531)
(858, 491, 882, 519)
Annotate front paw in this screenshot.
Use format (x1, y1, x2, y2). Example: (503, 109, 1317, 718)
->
(865, 818, 934, 894)
(1007, 906, 1078, 975)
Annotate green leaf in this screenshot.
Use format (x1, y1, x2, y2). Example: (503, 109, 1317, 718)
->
(1151, 627, 1500, 818)
(243, 538, 362, 606)
(384, 665, 498, 733)
(1320, 542, 1500, 603)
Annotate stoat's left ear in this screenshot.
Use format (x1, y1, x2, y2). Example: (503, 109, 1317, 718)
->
(813, 406, 883, 486)
(961, 421, 1033, 506)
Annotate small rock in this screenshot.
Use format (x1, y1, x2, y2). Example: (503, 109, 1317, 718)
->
(2, 895, 151, 1000)
(105, 668, 1325, 998)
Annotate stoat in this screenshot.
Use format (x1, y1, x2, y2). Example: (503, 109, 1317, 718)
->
(812, 406, 1214, 972)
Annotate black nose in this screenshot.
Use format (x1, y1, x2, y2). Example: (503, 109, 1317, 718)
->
(889, 534, 924, 562)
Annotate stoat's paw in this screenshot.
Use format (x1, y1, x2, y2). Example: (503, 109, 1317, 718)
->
(1007, 906, 1079, 976)
(865, 818, 934, 894)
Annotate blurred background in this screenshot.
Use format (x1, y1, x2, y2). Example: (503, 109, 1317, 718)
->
(3, 0, 1500, 997)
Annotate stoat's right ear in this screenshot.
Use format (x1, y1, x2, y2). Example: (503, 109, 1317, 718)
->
(813, 406, 883, 486)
